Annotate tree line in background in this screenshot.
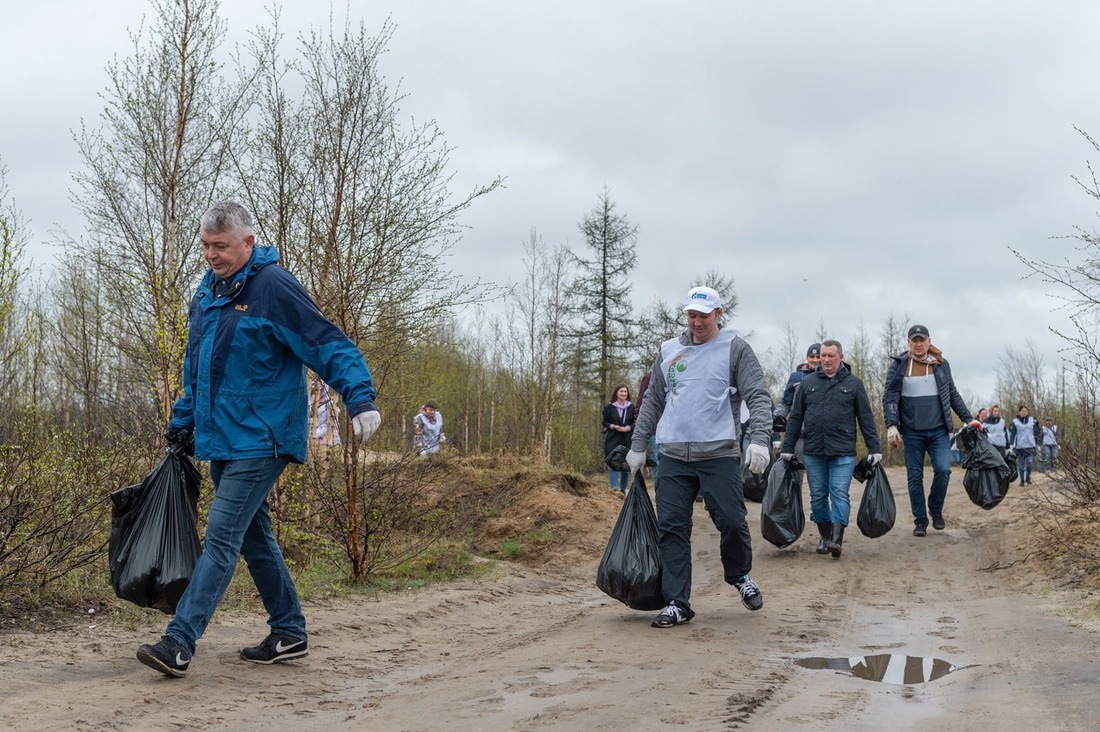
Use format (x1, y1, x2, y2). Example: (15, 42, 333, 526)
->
(0, 0, 1097, 605)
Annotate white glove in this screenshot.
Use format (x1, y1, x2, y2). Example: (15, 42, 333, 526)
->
(438, 434, 447, 443)
(352, 410, 381, 443)
(1006, 448, 1016, 458)
(887, 425, 901, 447)
(780, 453, 794, 461)
(625, 449, 647, 474)
(772, 440, 782, 450)
(745, 443, 770, 474)
(868, 453, 882, 466)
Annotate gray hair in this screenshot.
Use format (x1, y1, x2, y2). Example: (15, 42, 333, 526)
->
(200, 201, 254, 234)
(821, 338, 844, 355)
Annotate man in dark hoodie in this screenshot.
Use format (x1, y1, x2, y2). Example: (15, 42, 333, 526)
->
(771, 343, 821, 459)
(883, 325, 976, 537)
(779, 340, 880, 558)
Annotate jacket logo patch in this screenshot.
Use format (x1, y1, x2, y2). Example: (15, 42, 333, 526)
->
(235, 304, 248, 312)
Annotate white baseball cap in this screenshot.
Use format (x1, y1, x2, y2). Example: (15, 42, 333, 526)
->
(682, 286, 722, 314)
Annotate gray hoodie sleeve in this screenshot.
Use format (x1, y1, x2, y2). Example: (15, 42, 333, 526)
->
(730, 337, 773, 449)
(630, 357, 666, 452)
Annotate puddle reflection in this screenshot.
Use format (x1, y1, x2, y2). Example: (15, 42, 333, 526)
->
(796, 654, 957, 685)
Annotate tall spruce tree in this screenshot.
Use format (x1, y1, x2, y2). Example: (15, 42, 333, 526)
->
(568, 189, 638, 403)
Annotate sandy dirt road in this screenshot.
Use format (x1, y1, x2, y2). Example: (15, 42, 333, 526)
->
(2, 466, 1098, 731)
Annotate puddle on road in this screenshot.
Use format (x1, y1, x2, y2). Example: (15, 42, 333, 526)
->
(796, 654, 957, 685)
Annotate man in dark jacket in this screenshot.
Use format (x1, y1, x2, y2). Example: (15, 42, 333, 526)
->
(780, 339, 880, 558)
(136, 201, 381, 678)
(772, 343, 821, 459)
(883, 324, 975, 537)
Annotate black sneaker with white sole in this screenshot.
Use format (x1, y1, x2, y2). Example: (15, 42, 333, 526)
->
(240, 633, 309, 664)
(651, 601, 695, 628)
(734, 575, 764, 611)
(136, 635, 191, 678)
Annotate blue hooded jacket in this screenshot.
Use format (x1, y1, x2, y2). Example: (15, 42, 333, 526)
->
(169, 246, 377, 462)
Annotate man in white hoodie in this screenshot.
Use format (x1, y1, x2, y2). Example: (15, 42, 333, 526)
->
(626, 286, 773, 628)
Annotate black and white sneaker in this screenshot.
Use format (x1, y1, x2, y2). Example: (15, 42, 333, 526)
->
(734, 576, 764, 611)
(137, 635, 191, 678)
(240, 634, 309, 664)
(651, 602, 695, 628)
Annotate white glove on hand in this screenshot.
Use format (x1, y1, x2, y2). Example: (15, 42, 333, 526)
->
(780, 453, 794, 461)
(352, 410, 381, 443)
(868, 453, 883, 466)
(887, 425, 901, 447)
(745, 443, 770, 475)
(772, 440, 782, 450)
(625, 449, 647, 474)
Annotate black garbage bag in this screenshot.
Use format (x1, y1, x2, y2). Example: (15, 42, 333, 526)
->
(742, 453, 772, 503)
(596, 472, 664, 611)
(761, 458, 805, 549)
(854, 460, 896, 538)
(109, 446, 203, 614)
(957, 425, 1013, 510)
(604, 444, 656, 472)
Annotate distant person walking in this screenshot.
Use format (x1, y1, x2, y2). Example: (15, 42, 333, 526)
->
(311, 378, 341, 447)
(883, 324, 975, 537)
(1041, 417, 1058, 472)
(772, 343, 821, 461)
(1009, 405, 1040, 484)
(982, 404, 1009, 459)
(413, 400, 445, 456)
(780, 339, 881, 559)
(603, 385, 635, 493)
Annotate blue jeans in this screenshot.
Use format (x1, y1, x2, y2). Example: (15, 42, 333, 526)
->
(167, 456, 305, 653)
(1017, 448, 1034, 482)
(654, 455, 752, 610)
(802, 454, 857, 526)
(1042, 445, 1057, 471)
(608, 470, 629, 492)
(903, 428, 952, 525)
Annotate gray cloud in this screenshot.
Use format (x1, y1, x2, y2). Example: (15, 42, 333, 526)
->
(3, 0, 1096, 404)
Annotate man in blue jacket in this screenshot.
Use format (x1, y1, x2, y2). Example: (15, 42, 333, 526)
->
(137, 201, 382, 678)
(883, 325, 974, 537)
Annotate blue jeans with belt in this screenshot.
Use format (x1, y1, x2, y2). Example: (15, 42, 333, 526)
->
(167, 456, 305, 653)
(902, 428, 951, 525)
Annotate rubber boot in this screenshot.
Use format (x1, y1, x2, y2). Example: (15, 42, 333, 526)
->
(828, 524, 845, 559)
(815, 522, 832, 555)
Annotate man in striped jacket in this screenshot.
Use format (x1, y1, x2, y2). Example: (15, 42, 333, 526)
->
(883, 324, 976, 537)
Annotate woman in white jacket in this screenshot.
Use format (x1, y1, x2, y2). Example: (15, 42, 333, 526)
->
(413, 400, 445, 456)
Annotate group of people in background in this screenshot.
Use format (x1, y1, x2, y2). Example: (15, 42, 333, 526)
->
(607, 289, 1067, 631)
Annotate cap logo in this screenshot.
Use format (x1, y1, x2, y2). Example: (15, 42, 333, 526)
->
(690, 293, 709, 300)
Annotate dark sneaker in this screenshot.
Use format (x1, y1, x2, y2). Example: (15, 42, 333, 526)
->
(931, 514, 946, 531)
(136, 635, 191, 678)
(734, 576, 764, 611)
(240, 634, 309, 664)
(913, 522, 928, 537)
(651, 602, 695, 628)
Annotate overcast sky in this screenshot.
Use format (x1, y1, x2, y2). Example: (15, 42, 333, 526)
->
(3, 1, 1097, 405)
